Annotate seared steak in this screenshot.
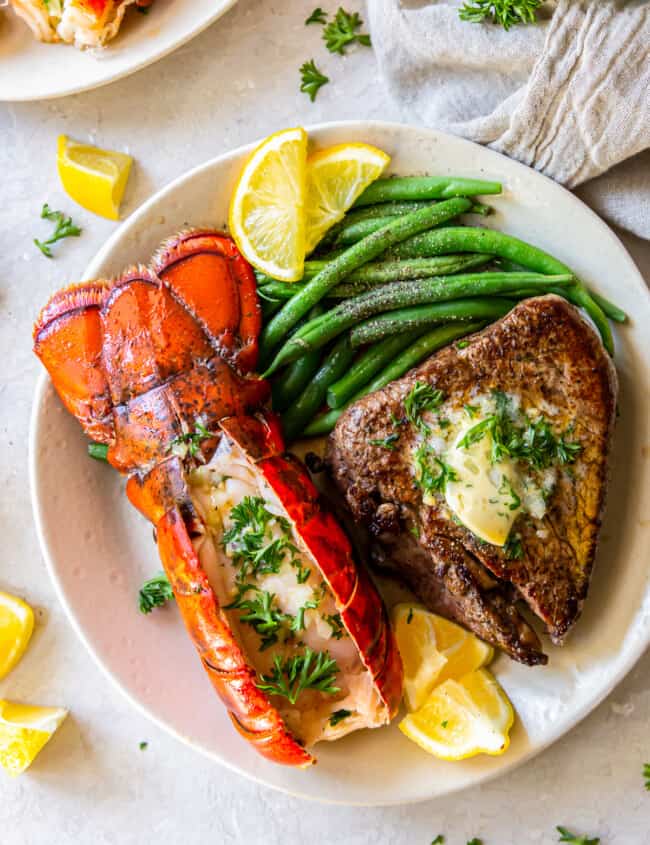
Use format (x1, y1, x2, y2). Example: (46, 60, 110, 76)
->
(327, 296, 618, 665)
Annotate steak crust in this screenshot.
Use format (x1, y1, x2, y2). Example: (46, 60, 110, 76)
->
(327, 296, 618, 665)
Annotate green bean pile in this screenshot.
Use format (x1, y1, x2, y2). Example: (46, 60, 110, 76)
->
(254, 176, 625, 442)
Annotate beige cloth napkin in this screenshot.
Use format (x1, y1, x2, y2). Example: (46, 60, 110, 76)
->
(369, 0, 650, 239)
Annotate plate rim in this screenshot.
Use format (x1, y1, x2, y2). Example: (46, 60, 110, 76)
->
(0, 0, 238, 102)
(29, 120, 650, 806)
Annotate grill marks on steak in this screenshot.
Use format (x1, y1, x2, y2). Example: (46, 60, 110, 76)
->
(327, 296, 618, 665)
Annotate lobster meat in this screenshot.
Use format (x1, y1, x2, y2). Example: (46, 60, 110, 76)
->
(34, 230, 402, 766)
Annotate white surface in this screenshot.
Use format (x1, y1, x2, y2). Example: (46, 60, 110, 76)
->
(1, 0, 650, 839)
(29, 121, 650, 806)
(0, 0, 238, 101)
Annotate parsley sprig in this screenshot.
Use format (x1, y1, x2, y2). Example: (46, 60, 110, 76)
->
(369, 432, 400, 451)
(256, 647, 340, 704)
(323, 7, 371, 54)
(458, 0, 542, 30)
(305, 7, 327, 25)
(223, 496, 298, 581)
(457, 391, 582, 470)
(556, 827, 600, 845)
(34, 203, 82, 258)
(225, 584, 291, 650)
(139, 572, 174, 614)
(169, 420, 216, 460)
(299, 60, 329, 101)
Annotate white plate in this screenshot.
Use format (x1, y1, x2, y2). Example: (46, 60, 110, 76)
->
(0, 0, 237, 101)
(29, 121, 650, 805)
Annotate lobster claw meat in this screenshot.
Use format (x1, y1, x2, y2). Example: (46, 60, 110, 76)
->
(33, 231, 402, 767)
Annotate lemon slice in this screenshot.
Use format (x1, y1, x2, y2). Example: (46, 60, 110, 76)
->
(229, 127, 308, 282)
(427, 614, 494, 686)
(392, 604, 447, 711)
(57, 135, 133, 221)
(0, 700, 67, 777)
(304, 142, 390, 253)
(0, 591, 34, 680)
(399, 668, 514, 760)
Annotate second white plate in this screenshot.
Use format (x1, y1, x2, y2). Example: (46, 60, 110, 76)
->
(30, 121, 650, 805)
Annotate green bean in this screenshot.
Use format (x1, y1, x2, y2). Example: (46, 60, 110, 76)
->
(259, 254, 493, 300)
(327, 331, 423, 409)
(354, 176, 502, 207)
(265, 272, 573, 373)
(316, 201, 435, 249)
(589, 291, 627, 324)
(88, 442, 109, 462)
(271, 305, 325, 412)
(349, 298, 516, 348)
(261, 297, 284, 320)
(303, 323, 484, 437)
(281, 334, 355, 443)
(387, 226, 614, 354)
(259, 197, 474, 364)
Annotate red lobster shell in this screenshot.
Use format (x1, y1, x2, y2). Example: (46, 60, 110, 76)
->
(33, 230, 402, 766)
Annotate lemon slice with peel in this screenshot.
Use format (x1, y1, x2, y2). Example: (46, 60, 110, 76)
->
(427, 614, 494, 686)
(229, 127, 308, 282)
(0, 591, 34, 680)
(57, 135, 133, 221)
(399, 668, 514, 760)
(0, 700, 68, 777)
(304, 142, 390, 254)
(392, 604, 447, 711)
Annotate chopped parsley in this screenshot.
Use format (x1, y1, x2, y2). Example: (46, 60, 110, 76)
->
(644, 762, 650, 790)
(414, 443, 458, 495)
(325, 612, 345, 640)
(299, 59, 329, 101)
(456, 340, 470, 349)
(499, 475, 521, 511)
(139, 573, 174, 614)
(256, 648, 340, 704)
(169, 419, 216, 460)
(34, 203, 82, 258)
(139, 741, 148, 750)
(305, 6, 327, 24)
(466, 840, 483, 845)
(556, 827, 600, 845)
(404, 383, 445, 430)
(323, 7, 371, 54)
(222, 496, 296, 581)
(503, 531, 523, 560)
(459, 0, 542, 30)
(329, 708, 352, 727)
(369, 432, 400, 451)
(224, 585, 292, 650)
(431, 838, 445, 845)
(441, 720, 448, 728)
(457, 391, 582, 470)
(291, 599, 319, 634)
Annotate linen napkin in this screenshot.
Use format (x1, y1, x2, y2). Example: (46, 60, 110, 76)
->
(368, 0, 650, 239)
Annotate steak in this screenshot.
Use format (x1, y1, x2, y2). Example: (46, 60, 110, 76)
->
(327, 296, 618, 665)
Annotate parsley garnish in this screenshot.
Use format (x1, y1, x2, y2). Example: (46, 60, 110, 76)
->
(414, 443, 458, 495)
(256, 648, 340, 704)
(325, 612, 345, 640)
(499, 475, 521, 511)
(404, 383, 445, 431)
(644, 762, 650, 790)
(139, 572, 174, 614)
(291, 599, 319, 634)
(457, 340, 470, 349)
(169, 420, 216, 460)
(305, 7, 327, 25)
(466, 840, 483, 845)
(329, 708, 352, 727)
(34, 203, 82, 258)
(431, 838, 445, 845)
(441, 720, 448, 728)
(458, 0, 542, 30)
(556, 827, 600, 845)
(323, 7, 371, 54)
(369, 432, 400, 451)
(224, 584, 292, 650)
(457, 391, 582, 470)
(503, 531, 523, 559)
(139, 741, 148, 750)
(464, 403, 480, 419)
(300, 59, 329, 101)
(222, 497, 295, 581)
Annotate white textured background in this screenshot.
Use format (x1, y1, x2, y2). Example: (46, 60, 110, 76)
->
(1, 1, 650, 842)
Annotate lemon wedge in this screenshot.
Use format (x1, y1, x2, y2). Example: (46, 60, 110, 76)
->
(304, 142, 390, 254)
(0, 700, 67, 777)
(57, 135, 133, 221)
(399, 668, 514, 760)
(392, 604, 493, 711)
(392, 604, 447, 711)
(0, 591, 34, 680)
(229, 127, 308, 282)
